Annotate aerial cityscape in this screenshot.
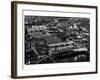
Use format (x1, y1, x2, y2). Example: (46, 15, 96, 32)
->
(25, 16, 90, 65)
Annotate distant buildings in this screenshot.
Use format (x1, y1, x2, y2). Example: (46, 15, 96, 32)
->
(32, 25, 47, 31)
(69, 23, 78, 29)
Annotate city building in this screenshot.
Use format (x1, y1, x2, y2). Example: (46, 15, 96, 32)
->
(32, 25, 47, 31)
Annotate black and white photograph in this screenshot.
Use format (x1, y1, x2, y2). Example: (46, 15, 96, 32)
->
(11, 1, 97, 78)
(25, 16, 90, 65)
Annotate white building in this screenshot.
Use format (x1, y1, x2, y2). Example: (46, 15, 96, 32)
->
(32, 25, 47, 31)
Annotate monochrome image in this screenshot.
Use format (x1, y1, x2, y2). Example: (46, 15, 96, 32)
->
(24, 16, 90, 65)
